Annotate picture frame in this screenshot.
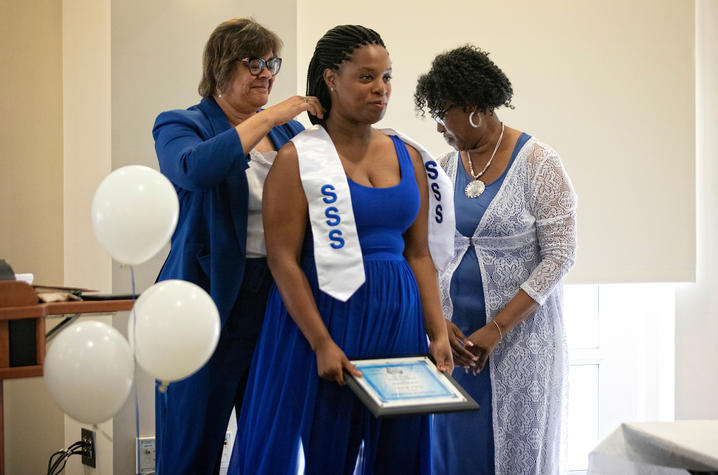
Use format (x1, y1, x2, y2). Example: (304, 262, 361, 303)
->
(344, 355, 479, 418)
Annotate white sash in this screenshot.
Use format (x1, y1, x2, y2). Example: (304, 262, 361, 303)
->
(292, 125, 455, 302)
(294, 126, 364, 302)
(380, 128, 455, 270)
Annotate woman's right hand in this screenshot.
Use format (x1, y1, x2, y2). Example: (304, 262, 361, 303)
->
(265, 95, 324, 126)
(445, 319, 478, 370)
(314, 337, 361, 386)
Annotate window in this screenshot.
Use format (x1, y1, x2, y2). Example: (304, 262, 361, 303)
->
(565, 283, 675, 473)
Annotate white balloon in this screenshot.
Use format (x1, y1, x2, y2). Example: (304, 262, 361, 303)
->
(129, 280, 220, 382)
(44, 321, 134, 424)
(91, 165, 179, 265)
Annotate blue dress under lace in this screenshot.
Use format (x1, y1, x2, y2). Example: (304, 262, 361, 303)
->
(432, 133, 530, 475)
(228, 135, 431, 475)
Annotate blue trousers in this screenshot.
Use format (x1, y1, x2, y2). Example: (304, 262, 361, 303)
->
(155, 258, 272, 475)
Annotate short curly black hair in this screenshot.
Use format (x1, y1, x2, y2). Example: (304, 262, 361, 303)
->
(414, 44, 514, 119)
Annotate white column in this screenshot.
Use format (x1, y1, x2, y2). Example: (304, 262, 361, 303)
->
(674, 0, 718, 419)
(62, 0, 113, 473)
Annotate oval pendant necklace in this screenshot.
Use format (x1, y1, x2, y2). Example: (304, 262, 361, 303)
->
(464, 122, 505, 198)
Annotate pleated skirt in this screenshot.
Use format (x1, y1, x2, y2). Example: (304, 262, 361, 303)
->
(228, 254, 431, 475)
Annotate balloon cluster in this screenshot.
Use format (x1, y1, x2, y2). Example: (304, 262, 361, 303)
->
(43, 165, 221, 424)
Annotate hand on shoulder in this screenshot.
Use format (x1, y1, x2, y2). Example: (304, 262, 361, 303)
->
(264, 95, 324, 127)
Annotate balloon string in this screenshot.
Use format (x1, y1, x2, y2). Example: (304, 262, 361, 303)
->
(131, 266, 140, 475)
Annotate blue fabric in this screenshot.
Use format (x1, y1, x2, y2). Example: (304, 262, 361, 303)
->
(228, 136, 431, 475)
(153, 97, 304, 324)
(432, 133, 530, 475)
(152, 97, 304, 475)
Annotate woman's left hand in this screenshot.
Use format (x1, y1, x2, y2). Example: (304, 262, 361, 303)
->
(429, 336, 454, 374)
(465, 323, 502, 375)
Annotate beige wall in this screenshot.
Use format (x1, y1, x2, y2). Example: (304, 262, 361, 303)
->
(297, 0, 696, 285)
(0, 0, 66, 474)
(0, 5, 64, 296)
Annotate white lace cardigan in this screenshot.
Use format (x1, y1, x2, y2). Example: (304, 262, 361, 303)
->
(438, 137, 577, 475)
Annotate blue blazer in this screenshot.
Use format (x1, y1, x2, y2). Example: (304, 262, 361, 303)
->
(153, 97, 304, 326)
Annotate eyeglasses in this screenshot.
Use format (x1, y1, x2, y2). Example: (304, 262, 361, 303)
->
(241, 57, 282, 77)
(431, 105, 457, 126)
(431, 109, 447, 126)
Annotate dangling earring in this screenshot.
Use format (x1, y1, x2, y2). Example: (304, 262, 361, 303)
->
(469, 111, 482, 128)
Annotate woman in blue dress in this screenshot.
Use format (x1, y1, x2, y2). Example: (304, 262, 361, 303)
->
(415, 46, 577, 474)
(228, 25, 453, 474)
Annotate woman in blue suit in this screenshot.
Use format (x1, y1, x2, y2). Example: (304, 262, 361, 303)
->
(151, 18, 323, 474)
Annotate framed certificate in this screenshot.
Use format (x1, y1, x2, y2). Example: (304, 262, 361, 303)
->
(344, 355, 479, 418)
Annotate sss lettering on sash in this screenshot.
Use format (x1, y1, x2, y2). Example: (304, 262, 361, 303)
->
(425, 161, 444, 224)
(321, 184, 345, 249)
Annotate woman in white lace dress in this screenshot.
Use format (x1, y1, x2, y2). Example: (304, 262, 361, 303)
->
(415, 45, 577, 475)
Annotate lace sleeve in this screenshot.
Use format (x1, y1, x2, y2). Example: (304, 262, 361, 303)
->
(520, 144, 578, 305)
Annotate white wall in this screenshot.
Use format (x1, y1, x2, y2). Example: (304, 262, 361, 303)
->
(62, 0, 114, 472)
(297, 0, 695, 285)
(674, 0, 718, 420)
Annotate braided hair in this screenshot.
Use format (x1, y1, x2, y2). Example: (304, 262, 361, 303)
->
(306, 25, 386, 125)
(414, 44, 514, 118)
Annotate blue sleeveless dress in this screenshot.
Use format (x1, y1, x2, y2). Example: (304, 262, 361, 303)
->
(228, 135, 431, 475)
(432, 133, 530, 475)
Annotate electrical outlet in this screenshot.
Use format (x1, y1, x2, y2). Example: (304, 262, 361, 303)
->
(137, 436, 156, 474)
(81, 428, 96, 468)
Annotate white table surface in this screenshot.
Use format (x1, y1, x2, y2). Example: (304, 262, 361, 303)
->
(588, 420, 718, 474)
